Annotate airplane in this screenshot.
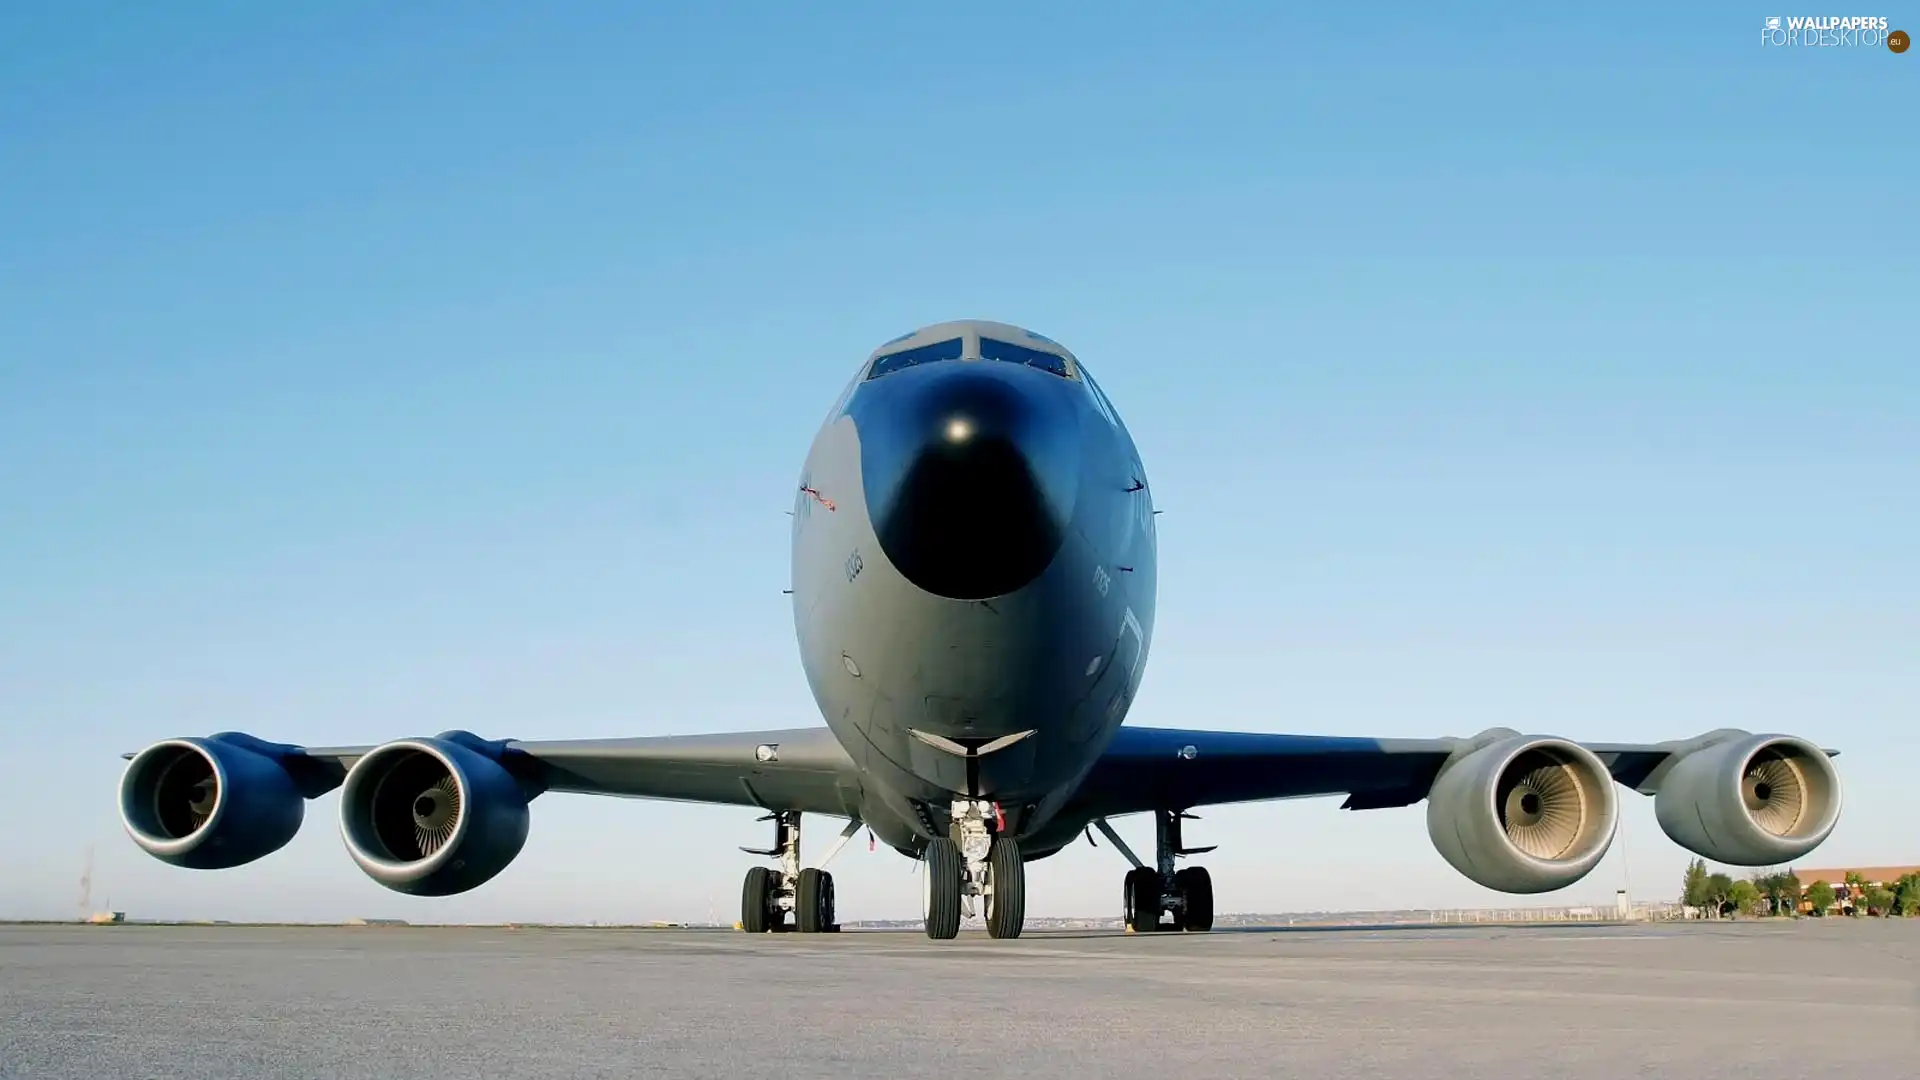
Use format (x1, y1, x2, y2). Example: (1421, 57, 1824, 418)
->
(117, 320, 1845, 939)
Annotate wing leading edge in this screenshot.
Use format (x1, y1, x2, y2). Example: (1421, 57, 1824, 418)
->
(213, 727, 863, 817)
(1066, 725, 1759, 819)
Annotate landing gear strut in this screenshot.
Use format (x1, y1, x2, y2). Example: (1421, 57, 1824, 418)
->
(739, 811, 857, 933)
(921, 799, 1025, 940)
(1097, 810, 1214, 932)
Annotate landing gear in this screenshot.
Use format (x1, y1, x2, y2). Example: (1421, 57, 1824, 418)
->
(1098, 810, 1216, 932)
(920, 799, 1025, 940)
(1174, 865, 1213, 932)
(739, 812, 800, 932)
(985, 837, 1025, 939)
(922, 837, 963, 939)
(1123, 866, 1159, 932)
(796, 867, 836, 933)
(741, 865, 778, 933)
(738, 811, 858, 933)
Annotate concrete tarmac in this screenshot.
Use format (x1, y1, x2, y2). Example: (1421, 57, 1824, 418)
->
(3, 920, 1916, 1079)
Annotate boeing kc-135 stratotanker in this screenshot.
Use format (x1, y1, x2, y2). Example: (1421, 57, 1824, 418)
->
(119, 320, 1844, 938)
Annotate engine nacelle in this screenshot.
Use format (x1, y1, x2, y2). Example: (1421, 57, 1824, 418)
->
(1654, 733, 1841, 866)
(1427, 733, 1618, 894)
(339, 733, 534, 896)
(120, 733, 306, 870)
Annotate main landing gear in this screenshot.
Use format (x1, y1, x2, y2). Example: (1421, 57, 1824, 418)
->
(1095, 810, 1214, 932)
(739, 811, 861, 933)
(921, 799, 1025, 941)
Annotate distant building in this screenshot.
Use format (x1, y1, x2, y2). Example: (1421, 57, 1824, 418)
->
(1790, 865, 1920, 915)
(1791, 866, 1920, 888)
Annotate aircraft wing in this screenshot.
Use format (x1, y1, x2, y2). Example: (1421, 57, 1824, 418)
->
(176, 727, 866, 818)
(509, 728, 862, 814)
(1066, 726, 1681, 818)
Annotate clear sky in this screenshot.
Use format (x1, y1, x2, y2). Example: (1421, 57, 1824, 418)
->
(2, 3, 1914, 924)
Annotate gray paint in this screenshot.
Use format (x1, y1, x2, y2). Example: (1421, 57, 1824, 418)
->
(787, 320, 1155, 853)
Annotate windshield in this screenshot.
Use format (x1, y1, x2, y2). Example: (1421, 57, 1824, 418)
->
(867, 337, 963, 379)
(979, 336, 1071, 378)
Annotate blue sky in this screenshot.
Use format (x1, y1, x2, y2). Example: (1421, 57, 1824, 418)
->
(2, 3, 1914, 923)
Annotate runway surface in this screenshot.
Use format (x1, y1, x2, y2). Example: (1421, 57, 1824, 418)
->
(4, 920, 1916, 1078)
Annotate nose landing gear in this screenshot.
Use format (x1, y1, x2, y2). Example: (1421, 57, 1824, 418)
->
(921, 799, 1026, 940)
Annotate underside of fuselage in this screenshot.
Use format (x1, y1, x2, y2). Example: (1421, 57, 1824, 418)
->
(789, 320, 1159, 851)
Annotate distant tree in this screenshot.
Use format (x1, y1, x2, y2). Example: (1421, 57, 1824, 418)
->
(1682, 858, 1711, 910)
(1894, 873, 1920, 917)
(1729, 879, 1761, 918)
(1864, 887, 1896, 917)
(1777, 871, 1802, 915)
(1705, 873, 1736, 917)
(1807, 880, 1836, 916)
(1752, 872, 1794, 916)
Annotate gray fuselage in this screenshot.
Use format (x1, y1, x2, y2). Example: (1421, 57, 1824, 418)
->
(789, 321, 1157, 858)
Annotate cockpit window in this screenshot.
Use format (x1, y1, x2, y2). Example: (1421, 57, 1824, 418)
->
(1077, 358, 1121, 428)
(980, 337, 1071, 378)
(867, 337, 963, 379)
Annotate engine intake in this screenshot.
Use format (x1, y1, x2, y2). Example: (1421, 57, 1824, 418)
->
(1427, 733, 1618, 893)
(340, 734, 534, 896)
(120, 734, 306, 870)
(1654, 733, 1841, 865)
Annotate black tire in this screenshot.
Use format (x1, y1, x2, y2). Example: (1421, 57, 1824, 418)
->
(819, 870, 836, 931)
(797, 868, 835, 933)
(740, 866, 774, 934)
(1176, 866, 1214, 932)
(922, 838, 963, 940)
(985, 838, 1025, 939)
(1124, 867, 1163, 932)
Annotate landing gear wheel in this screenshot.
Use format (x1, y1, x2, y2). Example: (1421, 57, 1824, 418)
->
(740, 866, 774, 933)
(797, 867, 836, 933)
(1175, 866, 1213, 932)
(984, 838, 1025, 939)
(922, 837, 963, 940)
(1124, 866, 1163, 932)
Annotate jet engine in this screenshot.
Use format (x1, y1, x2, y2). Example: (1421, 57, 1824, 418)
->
(1426, 733, 1618, 893)
(120, 733, 306, 870)
(1653, 733, 1841, 866)
(339, 734, 536, 896)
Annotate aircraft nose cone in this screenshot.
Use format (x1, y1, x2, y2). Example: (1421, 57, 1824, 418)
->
(857, 363, 1078, 600)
